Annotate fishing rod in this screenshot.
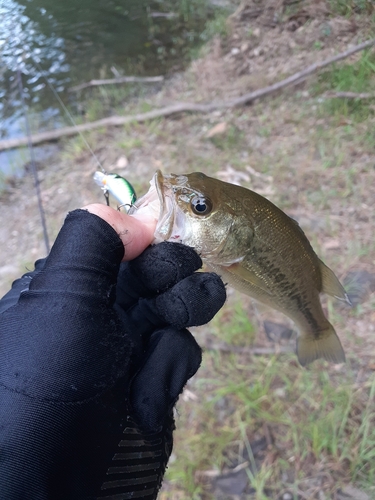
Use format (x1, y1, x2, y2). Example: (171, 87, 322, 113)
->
(16, 67, 50, 254)
(34, 60, 137, 212)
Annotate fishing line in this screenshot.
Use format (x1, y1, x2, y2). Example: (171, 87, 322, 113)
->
(16, 67, 50, 255)
(33, 59, 135, 209)
(34, 59, 105, 172)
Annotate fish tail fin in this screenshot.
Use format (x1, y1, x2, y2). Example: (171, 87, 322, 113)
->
(296, 322, 345, 367)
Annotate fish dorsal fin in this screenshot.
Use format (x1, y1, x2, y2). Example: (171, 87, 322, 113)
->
(319, 260, 352, 305)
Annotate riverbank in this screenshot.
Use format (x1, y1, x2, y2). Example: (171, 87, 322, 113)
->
(1, 1, 375, 498)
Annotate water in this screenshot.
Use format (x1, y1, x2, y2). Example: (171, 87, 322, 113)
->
(0, 0, 218, 177)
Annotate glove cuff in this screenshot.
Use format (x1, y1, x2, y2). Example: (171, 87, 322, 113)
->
(98, 412, 174, 500)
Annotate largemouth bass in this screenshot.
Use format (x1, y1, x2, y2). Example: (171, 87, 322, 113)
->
(130, 170, 350, 366)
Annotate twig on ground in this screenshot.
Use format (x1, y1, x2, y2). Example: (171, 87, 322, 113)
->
(69, 75, 164, 92)
(323, 91, 375, 99)
(149, 11, 177, 18)
(1, 38, 374, 152)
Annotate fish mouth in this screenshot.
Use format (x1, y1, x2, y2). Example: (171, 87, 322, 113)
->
(154, 170, 175, 240)
(129, 170, 189, 243)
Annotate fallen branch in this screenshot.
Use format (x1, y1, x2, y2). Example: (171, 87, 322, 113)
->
(1, 38, 374, 152)
(323, 91, 375, 99)
(0, 103, 218, 151)
(225, 37, 375, 108)
(69, 75, 164, 92)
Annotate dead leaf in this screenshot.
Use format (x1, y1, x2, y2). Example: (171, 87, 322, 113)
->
(322, 239, 340, 250)
(205, 122, 227, 138)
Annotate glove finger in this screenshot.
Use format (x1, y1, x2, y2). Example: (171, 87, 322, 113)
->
(130, 327, 202, 433)
(115, 241, 202, 309)
(124, 272, 226, 340)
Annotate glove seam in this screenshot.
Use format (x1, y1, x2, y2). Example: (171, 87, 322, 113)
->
(0, 381, 123, 406)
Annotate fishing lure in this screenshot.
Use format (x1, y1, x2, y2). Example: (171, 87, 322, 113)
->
(94, 171, 136, 212)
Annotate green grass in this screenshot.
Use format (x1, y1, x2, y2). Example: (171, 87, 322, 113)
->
(211, 301, 256, 346)
(206, 124, 245, 151)
(200, 11, 230, 41)
(165, 303, 375, 497)
(314, 50, 375, 122)
(61, 136, 90, 159)
(116, 135, 144, 152)
(328, 0, 374, 16)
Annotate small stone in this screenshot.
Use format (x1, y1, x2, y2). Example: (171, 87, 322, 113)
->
(264, 321, 294, 342)
(338, 485, 369, 500)
(343, 270, 375, 306)
(274, 388, 286, 398)
(214, 469, 248, 496)
(116, 155, 128, 168)
(253, 47, 263, 57)
(231, 47, 240, 55)
(282, 493, 293, 500)
(253, 27, 260, 37)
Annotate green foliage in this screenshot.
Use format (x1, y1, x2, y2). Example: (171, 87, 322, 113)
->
(313, 40, 324, 51)
(0, 172, 7, 194)
(315, 50, 375, 122)
(117, 136, 143, 152)
(0, 148, 28, 192)
(172, 0, 214, 22)
(328, 0, 373, 16)
(201, 11, 230, 40)
(211, 300, 255, 346)
(61, 132, 97, 160)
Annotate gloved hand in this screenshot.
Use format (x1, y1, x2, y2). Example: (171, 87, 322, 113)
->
(0, 208, 226, 500)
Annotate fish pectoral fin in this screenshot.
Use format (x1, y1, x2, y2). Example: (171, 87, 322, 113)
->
(319, 260, 352, 306)
(296, 323, 345, 366)
(222, 263, 271, 295)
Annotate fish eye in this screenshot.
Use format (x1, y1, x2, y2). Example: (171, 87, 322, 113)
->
(191, 196, 213, 215)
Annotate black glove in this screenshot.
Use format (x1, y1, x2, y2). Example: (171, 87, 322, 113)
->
(0, 209, 226, 500)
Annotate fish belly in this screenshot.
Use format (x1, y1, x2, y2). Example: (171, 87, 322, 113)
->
(208, 262, 345, 366)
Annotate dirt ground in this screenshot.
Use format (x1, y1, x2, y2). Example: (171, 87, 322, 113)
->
(1, 0, 375, 498)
